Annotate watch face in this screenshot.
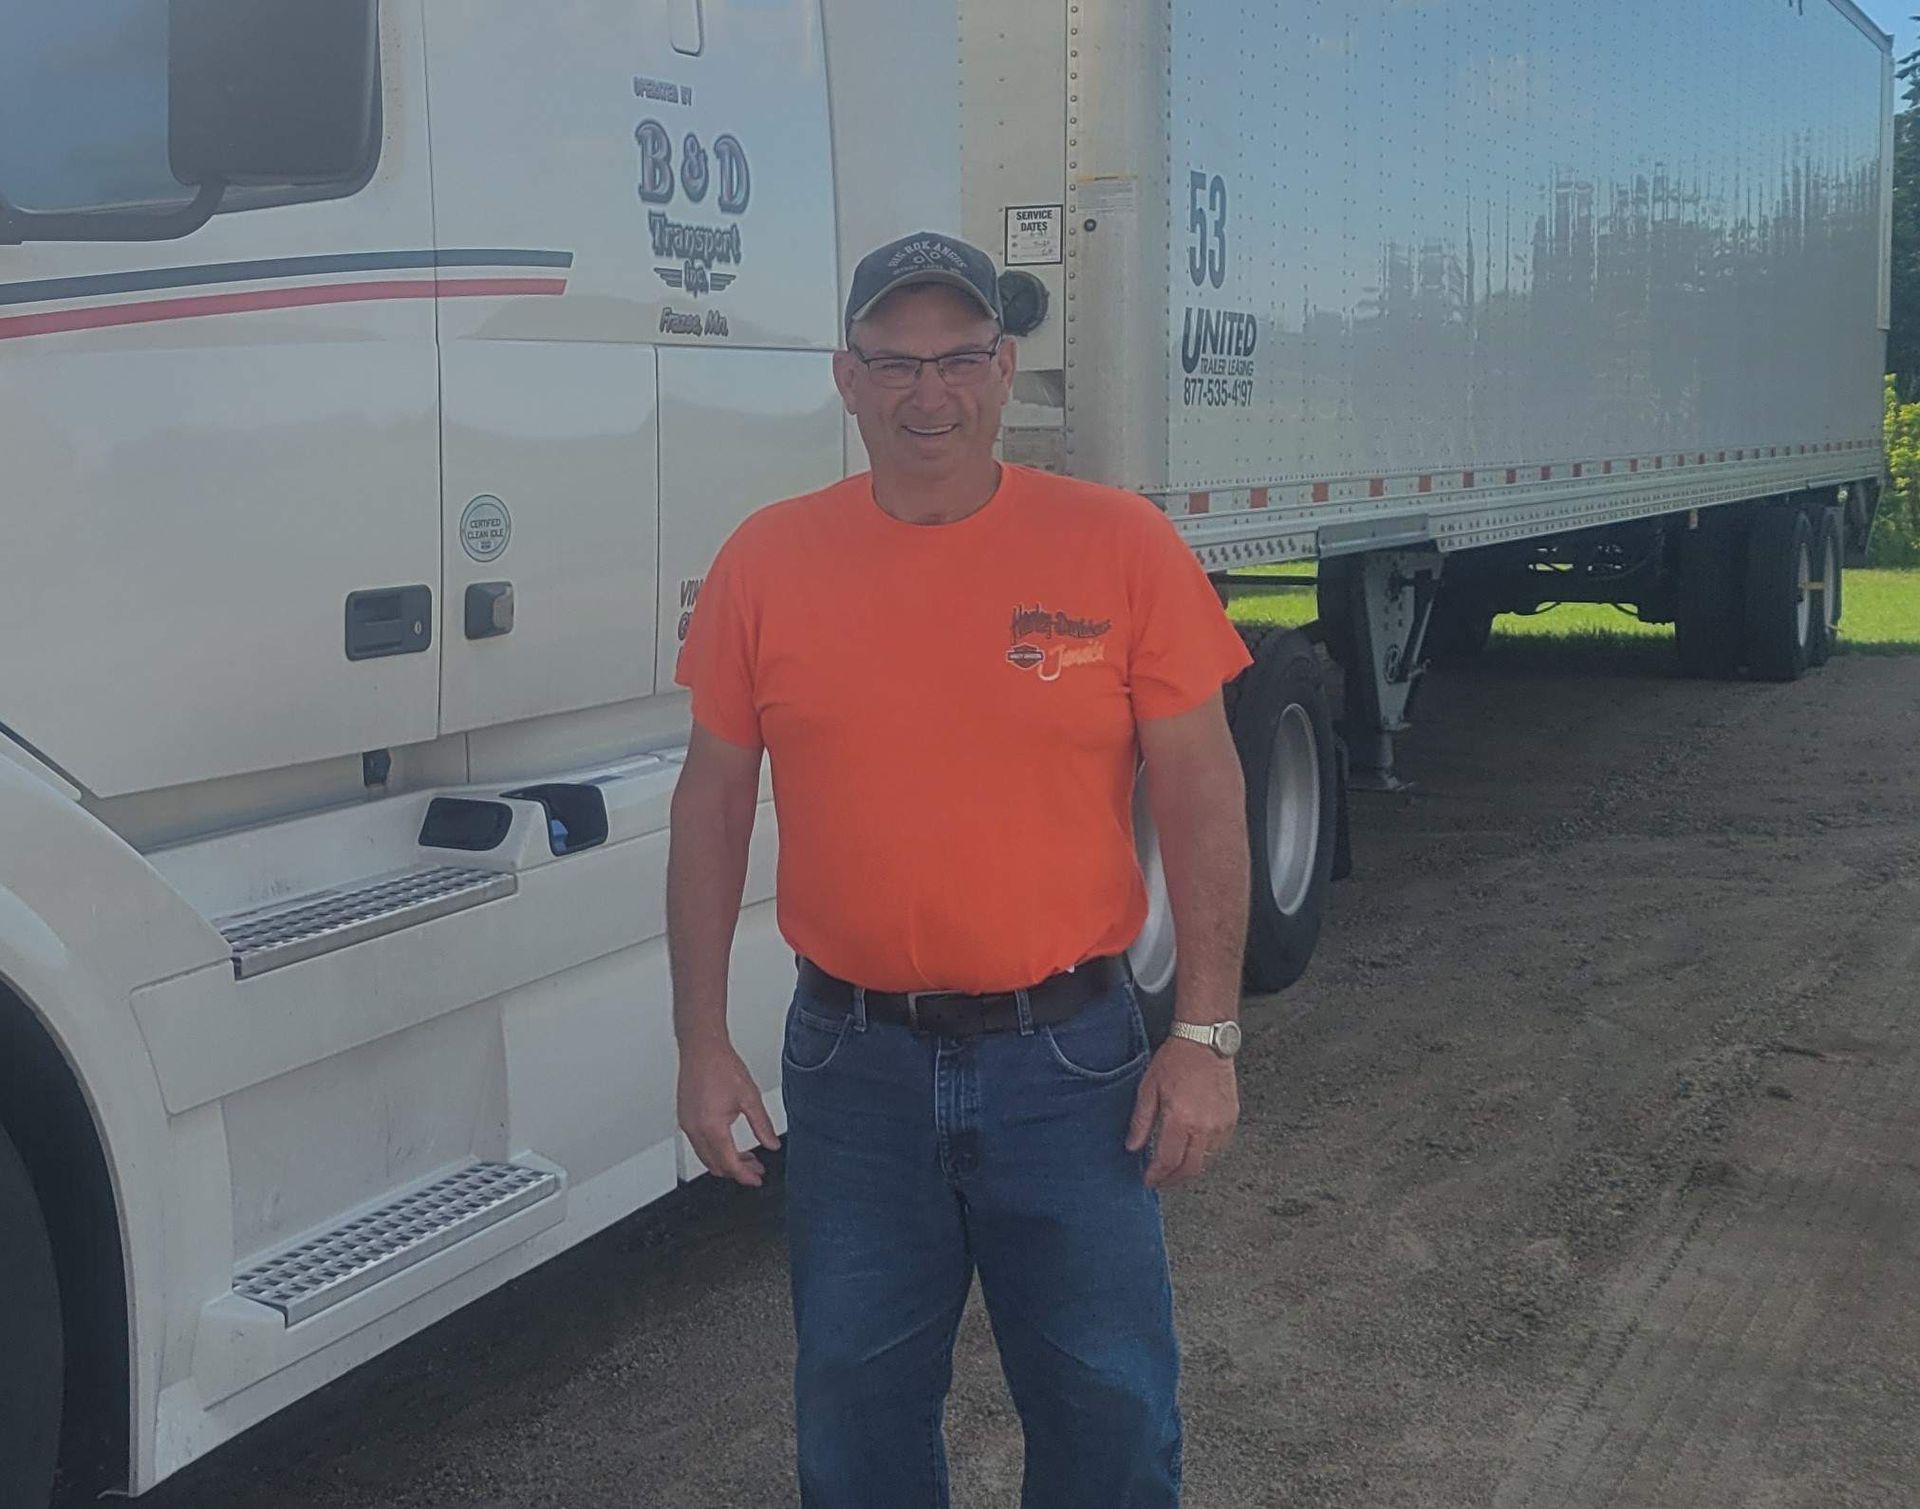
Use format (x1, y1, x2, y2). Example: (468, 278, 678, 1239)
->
(1215, 1020, 1243, 1057)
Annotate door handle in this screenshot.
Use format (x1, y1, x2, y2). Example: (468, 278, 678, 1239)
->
(344, 585, 433, 661)
(465, 582, 514, 640)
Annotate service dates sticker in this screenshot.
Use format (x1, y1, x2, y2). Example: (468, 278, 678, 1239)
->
(1004, 204, 1064, 266)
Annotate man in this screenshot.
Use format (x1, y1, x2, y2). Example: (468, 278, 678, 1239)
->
(668, 230, 1252, 1508)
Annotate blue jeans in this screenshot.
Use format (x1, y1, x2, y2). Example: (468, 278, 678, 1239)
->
(781, 972, 1182, 1509)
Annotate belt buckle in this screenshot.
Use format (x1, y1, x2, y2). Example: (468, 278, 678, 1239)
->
(903, 989, 959, 1034)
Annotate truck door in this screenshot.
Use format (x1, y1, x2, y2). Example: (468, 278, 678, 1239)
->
(425, 0, 842, 737)
(0, 2, 442, 798)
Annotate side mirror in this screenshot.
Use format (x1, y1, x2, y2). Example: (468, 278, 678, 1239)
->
(170, 0, 381, 186)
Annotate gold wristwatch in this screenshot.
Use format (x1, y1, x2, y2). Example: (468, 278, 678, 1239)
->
(1167, 1019, 1242, 1059)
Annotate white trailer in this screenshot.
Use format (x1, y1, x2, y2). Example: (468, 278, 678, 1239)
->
(962, 0, 1891, 1003)
(0, 0, 1891, 1501)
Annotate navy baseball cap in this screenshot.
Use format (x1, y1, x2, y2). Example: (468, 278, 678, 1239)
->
(844, 231, 1002, 338)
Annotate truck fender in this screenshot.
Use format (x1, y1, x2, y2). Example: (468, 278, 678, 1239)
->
(0, 757, 229, 1493)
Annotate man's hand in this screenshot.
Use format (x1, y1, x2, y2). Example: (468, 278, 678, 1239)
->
(1131, 694, 1247, 1189)
(678, 1037, 781, 1187)
(1126, 1037, 1239, 1188)
(668, 721, 770, 1186)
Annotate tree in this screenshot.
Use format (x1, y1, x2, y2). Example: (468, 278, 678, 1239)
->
(1893, 27, 1920, 395)
(1893, 114, 1920, 396)
(1881, 376, 1920, 564)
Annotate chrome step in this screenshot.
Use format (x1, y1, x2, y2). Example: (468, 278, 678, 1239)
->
(216, 864, 515, 978)
(233, 1162, 559, 1324)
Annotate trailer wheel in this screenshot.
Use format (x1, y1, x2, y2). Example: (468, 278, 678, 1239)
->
(1235, 629, 1338, 994)
(1674, 508, 1745, 678)
(1744, 506, 1815, 682)
(1807, 509, 1844, 668)
(1127, 770, 1179, 1048)
(0, 1123, 62, 1509)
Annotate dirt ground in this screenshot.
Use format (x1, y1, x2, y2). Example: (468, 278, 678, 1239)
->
(125, 644, 1920, 1509)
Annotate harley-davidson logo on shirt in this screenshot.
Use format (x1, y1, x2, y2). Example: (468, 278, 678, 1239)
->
(1007, 603, 1112, 681)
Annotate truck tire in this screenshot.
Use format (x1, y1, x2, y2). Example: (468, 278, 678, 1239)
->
(1744, 506, 1815, 682)
(1127, 769, 1179, 1048)
(1234, 628, 1338, 994)
(1329, 731, 1354, 883)
(1807, 509, 1844, 668)
(1314, 558, 1357, 677)
(1674, 508, 1745, 678)
(1843, 479, 1879, 569)
(1223, 622, 1264, 726)
(1424, 590, 1495, 664)
(0, 1123, 62, 1509)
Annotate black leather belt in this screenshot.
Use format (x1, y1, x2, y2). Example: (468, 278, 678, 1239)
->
(796, 954, 1128, 1037)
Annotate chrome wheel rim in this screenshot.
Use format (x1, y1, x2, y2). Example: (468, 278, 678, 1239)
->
(1265, 703, 1322, 917)
(1128, 772, 1177, 996)
(1793, 536, 1812, 649)
(1821, 532, 1841, 633)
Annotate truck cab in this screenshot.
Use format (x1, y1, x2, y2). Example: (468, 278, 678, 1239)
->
(0, 0, 956, 1498)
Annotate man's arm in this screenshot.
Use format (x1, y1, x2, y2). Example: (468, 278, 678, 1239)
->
(668, 721, 780, 1186)
(1125, 692, 1248, 1188)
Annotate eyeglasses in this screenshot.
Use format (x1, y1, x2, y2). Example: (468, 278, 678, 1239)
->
(848, 335, 1003, 390)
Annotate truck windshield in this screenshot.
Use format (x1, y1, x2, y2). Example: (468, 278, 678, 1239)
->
(0, 0, 192, 216)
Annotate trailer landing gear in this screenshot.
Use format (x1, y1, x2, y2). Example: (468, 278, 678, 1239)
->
(1318, 551, 1443, 791)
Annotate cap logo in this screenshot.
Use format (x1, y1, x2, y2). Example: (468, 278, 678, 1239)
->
(848, 233, 999, 333)
(887, 238, 968, 272)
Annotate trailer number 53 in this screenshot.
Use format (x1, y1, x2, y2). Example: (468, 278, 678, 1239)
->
(1188, 171, 1227, 289)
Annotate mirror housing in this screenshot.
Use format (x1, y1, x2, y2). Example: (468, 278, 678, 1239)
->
(170, 0, 380, 186)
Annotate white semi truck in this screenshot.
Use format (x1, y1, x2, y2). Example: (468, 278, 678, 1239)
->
(0, 0, 1890, 1499)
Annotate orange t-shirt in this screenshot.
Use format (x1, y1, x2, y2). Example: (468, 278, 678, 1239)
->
(674, 464, 1251, 993)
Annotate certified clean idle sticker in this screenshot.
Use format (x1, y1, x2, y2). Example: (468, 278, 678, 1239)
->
(460, 495, 511, 562)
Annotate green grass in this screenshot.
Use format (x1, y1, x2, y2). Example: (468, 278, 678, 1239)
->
(1225, 567, 1920, 657)
(1803, 569, 1919, 654)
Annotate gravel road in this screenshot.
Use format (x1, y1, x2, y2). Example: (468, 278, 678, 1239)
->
(124, 642, 1920, 1509)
